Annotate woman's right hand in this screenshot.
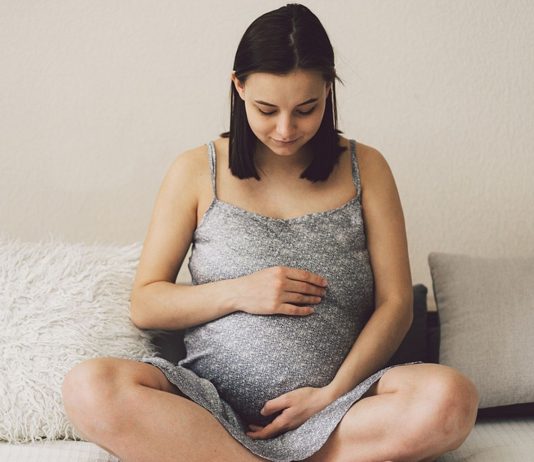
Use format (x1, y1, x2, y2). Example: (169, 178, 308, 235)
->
(230, 266, 328, 316)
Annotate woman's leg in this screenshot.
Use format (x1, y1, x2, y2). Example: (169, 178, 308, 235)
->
(304, 363, 479, 462)
(61, 357, 268, 462)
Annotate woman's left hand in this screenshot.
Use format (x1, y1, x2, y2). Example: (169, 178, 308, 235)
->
(246, 386, 335, 440)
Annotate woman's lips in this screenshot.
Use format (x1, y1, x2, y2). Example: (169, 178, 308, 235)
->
(272, 137, 299, 145)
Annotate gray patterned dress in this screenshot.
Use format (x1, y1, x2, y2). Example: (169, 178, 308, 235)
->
(137, 138, 422, 461)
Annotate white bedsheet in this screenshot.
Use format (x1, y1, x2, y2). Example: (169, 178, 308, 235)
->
(0, 440, 119, 462)
(1, 418, 533, 462)
(438, 417, 534, 461)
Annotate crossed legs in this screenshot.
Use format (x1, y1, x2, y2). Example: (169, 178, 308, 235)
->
(62, 359, 478, 462)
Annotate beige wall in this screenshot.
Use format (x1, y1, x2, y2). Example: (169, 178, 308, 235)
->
(1, 1, 533, 307)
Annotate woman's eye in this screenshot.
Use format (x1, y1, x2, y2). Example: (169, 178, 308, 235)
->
(258, 107, 316, 116)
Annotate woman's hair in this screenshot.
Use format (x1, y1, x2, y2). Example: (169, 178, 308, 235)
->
(219, 3, 346, 182)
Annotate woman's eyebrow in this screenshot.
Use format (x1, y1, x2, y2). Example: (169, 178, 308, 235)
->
(253, 98, 318, 107)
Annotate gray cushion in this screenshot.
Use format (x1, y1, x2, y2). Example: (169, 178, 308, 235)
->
(428, 252, 534, 409)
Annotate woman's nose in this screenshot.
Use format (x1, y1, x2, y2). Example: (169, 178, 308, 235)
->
(275, 114, 297, 139)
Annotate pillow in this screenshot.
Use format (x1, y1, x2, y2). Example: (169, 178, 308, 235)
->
(428, 251, 534, 409)
(0, 235, 161, 443)
(386, 284, 428, 367)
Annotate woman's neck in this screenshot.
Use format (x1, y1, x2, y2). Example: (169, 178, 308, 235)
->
(253, 142, 313, 179)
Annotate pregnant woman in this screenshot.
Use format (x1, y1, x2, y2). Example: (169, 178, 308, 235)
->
(62, 4, 479, 462)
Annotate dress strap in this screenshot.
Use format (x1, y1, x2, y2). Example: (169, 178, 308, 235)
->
(349, 139, 362, 201)
(207, 140, 217, 199)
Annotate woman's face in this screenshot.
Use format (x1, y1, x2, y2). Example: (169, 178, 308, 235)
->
(231, 69, 331, 157)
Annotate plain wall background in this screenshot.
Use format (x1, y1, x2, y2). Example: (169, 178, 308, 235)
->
(1, 1, 533, 307)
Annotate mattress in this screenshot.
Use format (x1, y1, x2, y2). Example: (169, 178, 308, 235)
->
(0, 439, 119, 462)
(438, 417, 534, 462)
(1, 418, 532, 462)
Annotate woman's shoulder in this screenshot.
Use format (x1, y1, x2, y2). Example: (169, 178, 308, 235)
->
(168, 138, 230, 180)
(159, 144, 212, 208)
(341, 137, 385, 169)
(354, 140, 385, 162)
(356, 143, 399, 209)
(348, 139, 393, 192)
(169, 142, 211, 174)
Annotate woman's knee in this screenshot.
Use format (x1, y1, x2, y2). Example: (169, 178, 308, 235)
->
(62, 357, 133, 434)
(436, 368, 479, 446)
(427, 367, 478, 425)
(63, 357, 120, 402)
(403, 366, 479, 452)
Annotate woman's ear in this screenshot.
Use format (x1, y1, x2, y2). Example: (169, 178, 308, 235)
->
(231, 71, 245, 101)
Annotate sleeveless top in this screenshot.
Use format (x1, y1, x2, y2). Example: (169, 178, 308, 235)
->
(177, 138, 376, 426)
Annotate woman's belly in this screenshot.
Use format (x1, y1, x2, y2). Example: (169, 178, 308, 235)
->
(178, 305, 371, 425)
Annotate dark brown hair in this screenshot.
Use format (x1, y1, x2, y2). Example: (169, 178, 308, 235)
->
(219, 3, 346, 182)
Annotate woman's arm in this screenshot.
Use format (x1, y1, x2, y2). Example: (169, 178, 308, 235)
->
(130, 145, 237, 330)
(131, 280, 238, 331)
(324, 144, 414, 400)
